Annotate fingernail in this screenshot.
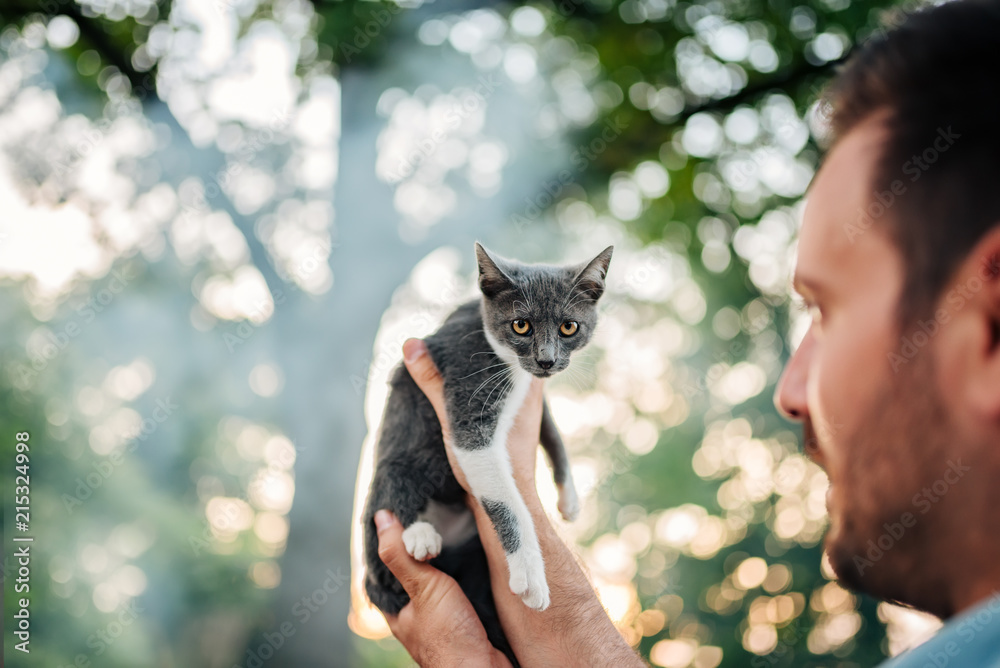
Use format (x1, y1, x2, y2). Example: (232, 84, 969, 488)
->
(374, 509, 395, 532)
(403, 339, 426, 364)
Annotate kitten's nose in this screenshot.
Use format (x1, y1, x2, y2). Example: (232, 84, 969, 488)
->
(537, 359, 554, 370)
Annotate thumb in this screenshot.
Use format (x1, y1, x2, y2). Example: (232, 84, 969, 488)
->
(402, 339, 448, 428)
(375, 510, 436, 598)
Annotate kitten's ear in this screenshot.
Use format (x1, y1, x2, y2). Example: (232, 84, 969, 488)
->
(475, 242, 514, 299)
(571, 245, 614, 302)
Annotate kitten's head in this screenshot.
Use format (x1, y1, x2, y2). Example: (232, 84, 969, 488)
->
(476, 242, 613, 378)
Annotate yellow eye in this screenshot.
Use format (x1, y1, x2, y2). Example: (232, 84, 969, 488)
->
(560, 321, 578, 336)
(512, 319, 531, 335)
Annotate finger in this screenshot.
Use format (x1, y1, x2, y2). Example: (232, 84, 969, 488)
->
(374, 509, 438, 597)
(403, 339, 449, 428)
(382, 609, 404, 640)
(382, 607, 416, 650)
(403, 338, 470, 488)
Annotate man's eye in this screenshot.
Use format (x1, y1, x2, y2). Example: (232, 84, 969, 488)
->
(794, 299, 824, 327)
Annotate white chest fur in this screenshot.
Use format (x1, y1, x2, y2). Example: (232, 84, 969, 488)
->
(449, 325, 551, 610)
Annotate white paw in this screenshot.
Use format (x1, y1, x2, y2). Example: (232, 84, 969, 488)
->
(402, 521, 442, 561)
(557, 483, 580, 522)
(508, 549, 550, 610)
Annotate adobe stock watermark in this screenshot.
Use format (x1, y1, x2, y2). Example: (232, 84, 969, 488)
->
(916, 592, 1000, 668)
(887, 253, 1000, 372)
(14, 265, 139, 387)
(862, 1, 926, 47)
(223, 287, 287, 354)
(56, 600, 144, 668)
(232, 454, 451, 668)
(844, 126, 961, 244)
(50, 74, 159, 179)
(349, 278, 464, 396)
(727, 90, 824, 192)
(750, 617, 807, 668)
(189, 439, 298, 556)
(334, 4, 406, 64)
(61, 396, 180, 513)
(851, 458, 971, 576)
(235, 567, 349, 668)
(348, 309, 445, 396)
(678, 309, 772, 400)
(383, 75, 503, 184)
(223, 240, 334, 353)
(737, 414, 845, 501)
(914, 592, 1000, 668)
(510, 115, 628, 231)
(178, 108, 292, 224)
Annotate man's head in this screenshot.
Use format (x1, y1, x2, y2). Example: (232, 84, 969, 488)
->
(775, 0, 1000, 619)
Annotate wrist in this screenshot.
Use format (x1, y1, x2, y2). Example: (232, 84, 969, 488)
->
(509, 464, 538, 502)
(437, 651, 508, 668)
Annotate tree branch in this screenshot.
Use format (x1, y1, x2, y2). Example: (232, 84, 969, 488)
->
(674, 53, 848, 125)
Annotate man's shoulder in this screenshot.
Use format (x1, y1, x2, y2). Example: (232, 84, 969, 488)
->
(878, 595, 1000, 668)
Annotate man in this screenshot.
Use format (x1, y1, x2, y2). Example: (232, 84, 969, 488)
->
(372, 0, 1000, 664)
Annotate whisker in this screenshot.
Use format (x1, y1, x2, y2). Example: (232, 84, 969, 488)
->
(566, 360, 597, 375)
(469, 367, 512, 404)
(483, 373, 516, 421)
(562, 274, 589, 310)
(481, 379, 506, 418)
(566, 359, 597, 386)
(457, 361, 510, 379)
(563, 364, 589, 392)
(460, 328, 485, 342)
(479, 369, 515, 418)
(563, 293, 593, 312)
(516, 285, 533, 312)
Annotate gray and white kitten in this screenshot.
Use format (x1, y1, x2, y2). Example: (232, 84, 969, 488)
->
(363, 242, 613, 662)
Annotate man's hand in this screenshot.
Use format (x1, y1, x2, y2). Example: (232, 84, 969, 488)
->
(402, 337, 544, 492)
(399, 338, 645, 667)
(374, 509, 513, 668)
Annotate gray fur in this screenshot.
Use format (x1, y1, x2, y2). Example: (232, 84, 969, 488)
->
(540, 400, 569, 485)
(475, 242, 612, 380)
(481, 498, 521, 553)
(362, 242, 612, 664)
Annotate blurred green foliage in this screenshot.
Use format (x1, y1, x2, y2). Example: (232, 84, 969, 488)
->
(1, 0, 918, 666)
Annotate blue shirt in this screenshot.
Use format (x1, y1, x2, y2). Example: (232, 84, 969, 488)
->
(880, 594, 1000, 667)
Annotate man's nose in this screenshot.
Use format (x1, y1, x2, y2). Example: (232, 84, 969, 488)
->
(774, 326, 814, 421)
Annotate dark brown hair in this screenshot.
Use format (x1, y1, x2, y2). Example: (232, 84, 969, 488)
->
(824, 0, 1000, 325)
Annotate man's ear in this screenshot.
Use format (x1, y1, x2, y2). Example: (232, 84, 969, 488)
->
(947, 226, 1000, 420)
(570, 246, 614, 302)
(475, 242, 514, 299)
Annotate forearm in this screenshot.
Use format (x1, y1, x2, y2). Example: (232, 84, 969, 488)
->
(470, 487, 645, 667)
(397, 344, 635, 665)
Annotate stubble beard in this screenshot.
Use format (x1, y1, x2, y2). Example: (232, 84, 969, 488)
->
(817, 353, 955, 617)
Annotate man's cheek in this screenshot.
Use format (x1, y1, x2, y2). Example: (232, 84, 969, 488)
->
(816, 368, 867, 484)
(811, 353, 846, 451)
